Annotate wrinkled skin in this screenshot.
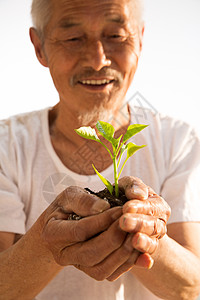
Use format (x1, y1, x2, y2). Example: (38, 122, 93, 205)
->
(30, 0, 144, 128)
(40, 176, 170, 281)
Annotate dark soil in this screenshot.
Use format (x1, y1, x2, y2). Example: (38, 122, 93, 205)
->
(68, 187, 128, 220)
(85, 187, 128, 207)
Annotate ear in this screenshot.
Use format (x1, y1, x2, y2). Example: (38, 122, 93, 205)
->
(29, 27, 48, 67)
(139, 23, 145, 52)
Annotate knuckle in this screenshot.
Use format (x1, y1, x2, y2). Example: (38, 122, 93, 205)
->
(63, 186, 79, 202)
(153, 219, 166, 238)
(148, 238, 158, 254)
(148, 202, 155, 216)
(159, 221, 167, 238)
(64, 186, 85, 202)
(153, 219, 159, 237)
(76, 192, 88, 207)
(158, 196, 171, 222)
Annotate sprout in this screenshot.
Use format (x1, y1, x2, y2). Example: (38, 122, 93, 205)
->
(75, 121, 147, 198)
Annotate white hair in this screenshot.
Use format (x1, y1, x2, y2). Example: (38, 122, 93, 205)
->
(130, 0, 144, 27)
(31, 0, 52, 38)
(31, 0, 144, 38)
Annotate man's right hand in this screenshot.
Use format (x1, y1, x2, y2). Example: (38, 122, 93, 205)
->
(38, 186, 137, 280)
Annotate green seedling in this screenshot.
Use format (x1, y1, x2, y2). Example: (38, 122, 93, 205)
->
(75, 121, 147, 198)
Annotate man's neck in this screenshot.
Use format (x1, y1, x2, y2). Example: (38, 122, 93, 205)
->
(48, 102, 131, 175)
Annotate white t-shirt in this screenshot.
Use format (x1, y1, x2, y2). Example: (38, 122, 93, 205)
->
(0, 106, 200, 300)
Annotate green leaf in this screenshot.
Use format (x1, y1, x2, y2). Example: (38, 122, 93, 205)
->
(75, 126, 100, 142)
(117, 142, 146, 179)
(92, 164, 113, 195)
(120, 143, 127, 154)
(96, 121, 115, 144)
(126, 142, 146, 159)
(123, 124, 148, 143)
(112, 135, 123, 151)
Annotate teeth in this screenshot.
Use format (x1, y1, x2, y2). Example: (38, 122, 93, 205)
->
(81, 79, 112, 85)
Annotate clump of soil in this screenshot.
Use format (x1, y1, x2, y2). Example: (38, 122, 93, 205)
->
(68, 187, 128, 220)
(86, 187, 128, 207)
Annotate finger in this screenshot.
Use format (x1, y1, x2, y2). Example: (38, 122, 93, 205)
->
(118, 176, 148, 200)
(57, 186, 110, 216)
(119, 213, 167, 238)
(76, 234, 139, 281)
(107, 234, 157, 279)
(58, 218, 127, 266)
(132, 232, 159, 254)
(106, 250, 140, 281)
(135, 253, 154, 269)
(123, 195, 171, 223)
(43, 207, 122, 247)
(108, 250, 155, 280)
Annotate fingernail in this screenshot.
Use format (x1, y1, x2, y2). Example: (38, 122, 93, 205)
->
(132, 184, 148, 199)
(120, 215, 138, 232)
(136, 234, 147, 248)
(91, 199, 110, 213)
(111, 207, 123, 220)
(148, 257, 154, 269)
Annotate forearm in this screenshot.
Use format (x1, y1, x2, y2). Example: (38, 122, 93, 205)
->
(131, 234, 200, 300)
(0, 223, 62, 300)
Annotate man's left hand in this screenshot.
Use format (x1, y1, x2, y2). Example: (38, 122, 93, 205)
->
(107, 176, 171, 280)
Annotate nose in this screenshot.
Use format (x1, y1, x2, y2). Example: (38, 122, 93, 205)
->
(82, 40, 111, 71)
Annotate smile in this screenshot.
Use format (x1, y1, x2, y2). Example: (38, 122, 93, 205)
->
(79, 79, 114, 86)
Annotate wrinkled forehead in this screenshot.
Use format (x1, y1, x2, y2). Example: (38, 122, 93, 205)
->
(49, 0, 142, 25)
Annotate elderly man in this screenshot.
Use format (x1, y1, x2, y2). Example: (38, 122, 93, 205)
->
(0, 0, 200, 299)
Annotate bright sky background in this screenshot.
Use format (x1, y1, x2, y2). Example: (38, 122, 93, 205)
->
(0, 0, 200, 134)
(0, 3, 200, 299)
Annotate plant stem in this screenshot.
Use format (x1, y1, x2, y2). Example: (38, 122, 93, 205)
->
(116, 142, 123, 157)
(113, 155, 119, 198)
(117, 151, 123, 168)
(99, 141, 113, 159)
(118, 158, 128, 179)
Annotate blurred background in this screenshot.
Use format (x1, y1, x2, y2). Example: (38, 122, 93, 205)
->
(0, 0, 200, 136)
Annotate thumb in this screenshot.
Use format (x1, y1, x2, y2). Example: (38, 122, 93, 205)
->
(118, 176, 148, 200)
(135, 253, 154, 269)
(57, 186, 110, 217)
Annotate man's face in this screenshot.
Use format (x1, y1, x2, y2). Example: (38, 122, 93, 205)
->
(41, 0, 143, 116)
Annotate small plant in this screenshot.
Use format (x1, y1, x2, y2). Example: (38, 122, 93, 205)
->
(75, 121, 147, 198)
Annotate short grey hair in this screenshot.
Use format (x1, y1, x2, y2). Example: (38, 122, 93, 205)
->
(31, 0, 144, 38)
(130, 0, 144, 27)
(31, 0, 52, 38)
